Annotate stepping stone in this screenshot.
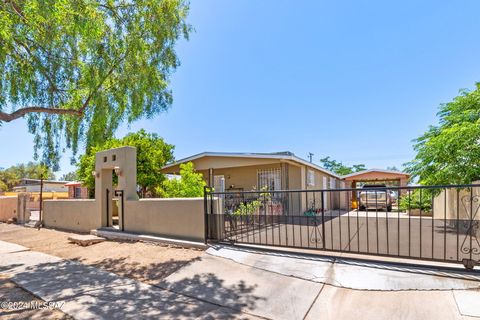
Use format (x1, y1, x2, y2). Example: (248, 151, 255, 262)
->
(68, 235, 106, 246)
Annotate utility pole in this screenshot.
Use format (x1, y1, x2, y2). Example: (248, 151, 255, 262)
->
(37, 165, 47, 229)
(308, 152, 314, 163)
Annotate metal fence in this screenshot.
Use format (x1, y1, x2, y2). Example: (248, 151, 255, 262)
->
(205, 184, 480, 269)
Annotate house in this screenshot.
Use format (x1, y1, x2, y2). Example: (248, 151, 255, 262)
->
(9, 179, 70, 212)
(12, 178, 69, 193)
(161, 151, 344, 212)
(161, 151, 341, 191)
(65, 181, 89, 199)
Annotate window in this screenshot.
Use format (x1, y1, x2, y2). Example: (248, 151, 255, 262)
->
(112, 154, 116, 161)
(307, 170, 315, 186)
(323, 177, 328, 189)
(73, 187, 82, 199)
(257, 168, 281, 191)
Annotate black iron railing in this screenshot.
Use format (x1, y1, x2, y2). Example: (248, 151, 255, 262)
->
(205, 184, 480, 269)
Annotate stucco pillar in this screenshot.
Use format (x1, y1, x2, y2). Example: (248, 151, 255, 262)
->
(117, 147, 137, 201)
(94, 146, 137, 228)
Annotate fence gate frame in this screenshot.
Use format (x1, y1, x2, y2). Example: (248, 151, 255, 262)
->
(204, 184, 480, 270)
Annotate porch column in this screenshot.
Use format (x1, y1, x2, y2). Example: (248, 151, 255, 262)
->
(208, 168, 214, 187)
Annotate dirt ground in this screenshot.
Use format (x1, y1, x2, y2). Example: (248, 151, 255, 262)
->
(0, 275, 72, 320)
(0, 223, 203, 285)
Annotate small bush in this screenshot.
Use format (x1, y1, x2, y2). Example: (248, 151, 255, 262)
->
(398, 189, 433, 212)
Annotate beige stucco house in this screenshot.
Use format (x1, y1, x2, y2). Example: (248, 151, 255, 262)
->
(161, 151, 341, 192)
(161, 152, 343, 212)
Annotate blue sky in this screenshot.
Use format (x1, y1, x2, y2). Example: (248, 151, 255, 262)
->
(2, 0, 480, 177)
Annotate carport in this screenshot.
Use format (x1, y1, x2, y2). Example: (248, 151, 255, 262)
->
(342, 169, 410, 204)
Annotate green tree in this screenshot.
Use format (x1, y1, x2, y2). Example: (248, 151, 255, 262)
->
(0, 0, 190, 170)
(386, 166, 400, 172)
(319, 156, 366, 176)
(0, 180, 7, 192)
(0, 162, 55, 191)
(77, 130, 174, 197)
(60, 171, 78, 181)
(405, 84, 480, 185)
(159, 162, 206, 198)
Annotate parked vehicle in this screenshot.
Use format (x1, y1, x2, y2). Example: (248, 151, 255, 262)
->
(389, 190, 398, 203)
(358, 184, 392, 211)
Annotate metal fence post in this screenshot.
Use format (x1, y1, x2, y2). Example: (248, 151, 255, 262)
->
(204, 186, 209, 244)
(321, 191, 326, 250)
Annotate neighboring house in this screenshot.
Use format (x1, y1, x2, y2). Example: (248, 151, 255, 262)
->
(161, 151, 343, 212)
(13, 178, 69, 193)
(10, 179, 70, 212)
(65, 181, 89, 199)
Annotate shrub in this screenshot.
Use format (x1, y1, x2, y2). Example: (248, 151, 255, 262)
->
(398, 189, 433, 212)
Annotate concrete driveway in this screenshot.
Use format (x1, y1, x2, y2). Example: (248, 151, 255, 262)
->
(221, 212, 476, 263)
(161, 245, 480, 320)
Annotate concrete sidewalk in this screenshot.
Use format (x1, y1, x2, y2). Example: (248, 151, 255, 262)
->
(162, 245, 480, 320)
(0, 240, 259, 319)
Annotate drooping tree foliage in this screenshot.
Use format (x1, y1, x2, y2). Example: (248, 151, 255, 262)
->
(77, 129, 174, 197)
(0, 0, 190, 170)
(405, 83, 480, 185)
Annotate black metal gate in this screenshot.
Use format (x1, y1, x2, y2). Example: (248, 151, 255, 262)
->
(204, 184, 480, 269)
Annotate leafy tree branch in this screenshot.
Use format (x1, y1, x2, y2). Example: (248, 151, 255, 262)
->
(0, 0, 191, 170)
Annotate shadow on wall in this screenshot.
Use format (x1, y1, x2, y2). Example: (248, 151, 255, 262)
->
(4, 257, 262, 319)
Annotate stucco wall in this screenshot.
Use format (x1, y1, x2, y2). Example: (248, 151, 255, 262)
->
(0, 196, 17, 222)
(43, 200, 100, 233)
(124, 198, 206, 242)
(433, 187, 480, 221)
(304, 169, 340, 210)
